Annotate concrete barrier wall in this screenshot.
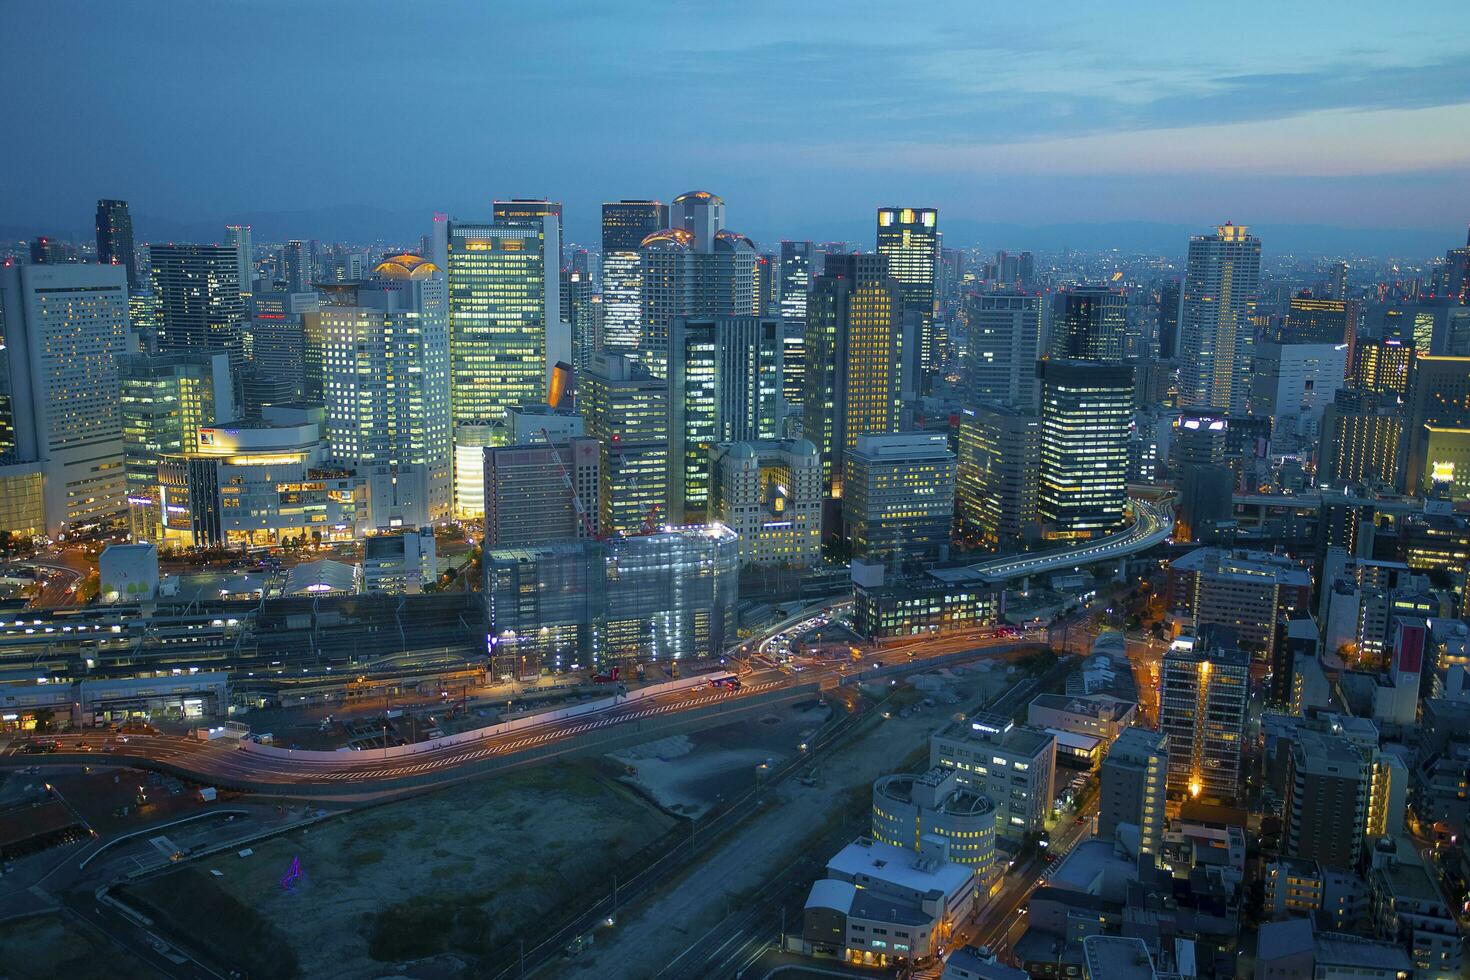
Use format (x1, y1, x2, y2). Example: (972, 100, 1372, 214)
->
(837, 642, 1029, 687)
(236, 672, 718, 763)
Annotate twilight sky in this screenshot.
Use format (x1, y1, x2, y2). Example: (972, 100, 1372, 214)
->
(4, 0, 1469, 251)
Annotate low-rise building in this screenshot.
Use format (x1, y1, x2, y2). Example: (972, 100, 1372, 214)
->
(1370, 849, 1463, 979)
(363, 527, 437, 595)
(930, 713, 1056, 839)
(871, 768, 997, 878)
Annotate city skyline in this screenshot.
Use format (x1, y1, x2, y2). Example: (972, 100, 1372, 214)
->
(3, 2, 1469, 253)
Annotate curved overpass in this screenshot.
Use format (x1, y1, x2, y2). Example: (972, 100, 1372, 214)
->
(950, 497, 1173, 584)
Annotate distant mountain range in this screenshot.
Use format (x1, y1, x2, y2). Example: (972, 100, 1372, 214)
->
(2, 208, 1458, 260)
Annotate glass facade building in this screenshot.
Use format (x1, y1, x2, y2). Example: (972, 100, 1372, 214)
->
(1037, 359, 1134, 540)
(601, 200, 668, 356)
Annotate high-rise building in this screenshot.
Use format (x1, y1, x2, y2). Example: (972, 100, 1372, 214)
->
(1099, 727, 1168, 855)
(119, 351, 235, 542)
(1050, 285, 1127, 362)
(803, 253, 903, 493)
(841, 432, 956, 562)
(708, 439, 823, 567)
(1319, 388, 1402, 489)
(247, 289, 318, 416)
(0, 264, 131, 536)
(1404, 355, 1470, 498)
(149, 244, 248, 370)
(283, 240, 313, 294)
(1178, 223, 1261, 413)
(492, 198, 563, 268)
(781, 321, 806, 416)
(564, 263, 598, 373)
(1037, 359, 1133, 540)
(670, 190, 725, 251)
(225, 224, 253, 296)
(1157, 280, 1181, 360)
(1165, 547, 1313, 653)
(666, 315, 783, 521)
(1280, 296, 1359, 372)
(956, 404, 1040, 548)
(312, 255, 452, 528)
(95, 199, 137, 290)
(582, 353, 670, 535)
(600, 200, 669, 356)
(963, 292, 1043, 412)
(446, 216, 559, 438)
(1159, 635, 1250, 800)
(1248, 340, 1347, 445)
(876, 207, 939, 376)
(1284, 730, 1370, 869)
(778, 240, 814, 325)
(639, 225, 756, 378)
(930, 713, 1056, 839)
(483, 436, 600, 547)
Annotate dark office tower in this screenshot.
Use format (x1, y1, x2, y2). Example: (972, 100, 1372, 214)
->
(1037, 359, 1134, 540)
(1050, 285, 1127, 362)
(938, 248, 966, 319)
(779, 241, 814, 325)
(149, 244, 247, 371)
(284, 240, 313, 294)
(494, 199, 564, 269)
(803, 253, 902, 493)
(1017, 252, 1035, 289)
(876, 207, 939, 376)
(1404, 354, 1470, 498)
(1319, 388, 1402, 488)
(1327, 260, 1349, 301)
(1279, 295, 1360, 375)
(1351, 337, 1413, 398)
(95, 199, 138, 289)
(639, 225, 755, 379)
(28, 237, 66, 265)
(964, 292, 1044, 412)
(564, 262, 597, 374)
(1157, 280, 1181, 359)
(601, 200, 669, 355)
(1442, 226, 1469, 303)
(671, 190, 725, 251)
(782, 321, 806, 414)
(1179, 222, 1261, 413)
(755, 254, 778, 316)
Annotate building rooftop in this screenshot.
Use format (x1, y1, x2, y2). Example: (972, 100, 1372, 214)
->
(1082, 936, 1156, 980)
(1029, 692, 1135, 723)
(1256, 917, 1314, 961)
(825, 837, 973, 900)
(942, 946, 1028, 979)
(1314, 933, 1413, 972)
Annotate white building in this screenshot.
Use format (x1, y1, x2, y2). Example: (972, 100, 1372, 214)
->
(931, 713, 1057, 839)
(1179, 223, 1261, 414)
(1250, 340, 1348, 447)
(363, 527, 437, 594)
(708, 439, 822, 567)
(0, 263, 131, 537)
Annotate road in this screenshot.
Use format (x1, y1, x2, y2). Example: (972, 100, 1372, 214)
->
(4, 636, 1038, 794)
(959, 497, 1173, 583)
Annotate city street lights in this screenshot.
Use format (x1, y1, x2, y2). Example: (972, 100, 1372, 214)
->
(755, 761, 769, 805)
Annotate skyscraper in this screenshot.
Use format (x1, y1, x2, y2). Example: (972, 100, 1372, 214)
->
(149, 244, 248, 371)
(283, 240, 313, 294)
(493, 199, 563, 268)
(1404, 354, 1470, 498)
(582, 353, 670, 535)
(639, 225, 755, 378)
(1179, 223, 1261, 413)
(1037, 359, 1134, 540)
(1099, 727, 1168, 855)
(0, 264, 131, 536)
(225, 224, 253, 296)
(95, 199, 137, 290)
(666, 315, 783, 522)
(1280, 296, 1359, 373)
(803, 253, 903, 493)
(956, 404, 1040, 549)
(446, 216, 559, 436)
(963, 292, 1043, 412)
(1319, 388, 1402, 488)
(600, 200, 669, 356)
(670, 190, 725, 250)
(1157, 280, 1181, 360)
(1284, 730, 1370, 869)
(778, 240, 814, 325)
(1050, 285, 1127, 362)
(313, 255, 453, 528)
(875, 207, 939, 375)
(841, 432, 956, 562)
(1159, 635, 1249, 800)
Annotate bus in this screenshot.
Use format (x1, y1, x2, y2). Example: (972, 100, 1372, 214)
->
(708, 675, 742, 691)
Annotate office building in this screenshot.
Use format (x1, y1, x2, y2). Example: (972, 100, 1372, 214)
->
(1318, 388, 1403, 488)
(1279, 296, 1359, 369)
(1179, 223, 1261, 413)
(0, 263, 131, 536)
(803, 253, 903, 492)
(564, 263, 597, 373)
(778, 240, 814, 325)
(1099, 727, 1168, 855)
(871, 767, 997, 875)
(119, 352, 236, 542)
(149, 244, 248, 370)
(842, 432, 956, 562)
(1249, 340, 1347, 445)
(363, 527, 437, 595)
(504, 403, 583, 446)
(582, 353, 669, 535)
(707, 439, 822, 567)
(956, 404, 1040, 548)
(224, 224, 253, 296)
(1157, 280, 1181, 360)
(247, 289, 317, 416)
(312, 256, 452, 528)
(157, 405, 366, 548)
(963, 292, 1043, 412)
(484, 525, 738, 674)
(1165, 548, 1313, 652)
(876, 207, 939, 374)
(282, 240, 313, 294)
(1050, 285, 1127, 362)
(483, 436, 600, 547)
(1404, 355, 1470, 498)
(600, 200, 669, 355)
(1159, 636, 1250, 800)
(782, 320, 806, 415)
(667, 315, 783, 521)
(492, 198, 563, 266)
(931, 713, 1056, 838)
(639, 222, 756, 378)
(1284, 730, 1370, 869)
(445, 216, 559, 429)
(1037, 359, 1133, 540)
(95, 199, 138, 290)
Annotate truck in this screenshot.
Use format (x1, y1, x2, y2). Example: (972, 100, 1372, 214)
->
(197, 787, 217, 803)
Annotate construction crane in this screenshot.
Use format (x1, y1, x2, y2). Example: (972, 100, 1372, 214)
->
(539, 428, 599, 540)
(638, 502, 662, 536)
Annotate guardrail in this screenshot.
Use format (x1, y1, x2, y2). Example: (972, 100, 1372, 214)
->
(836, 642, 1035, 687)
